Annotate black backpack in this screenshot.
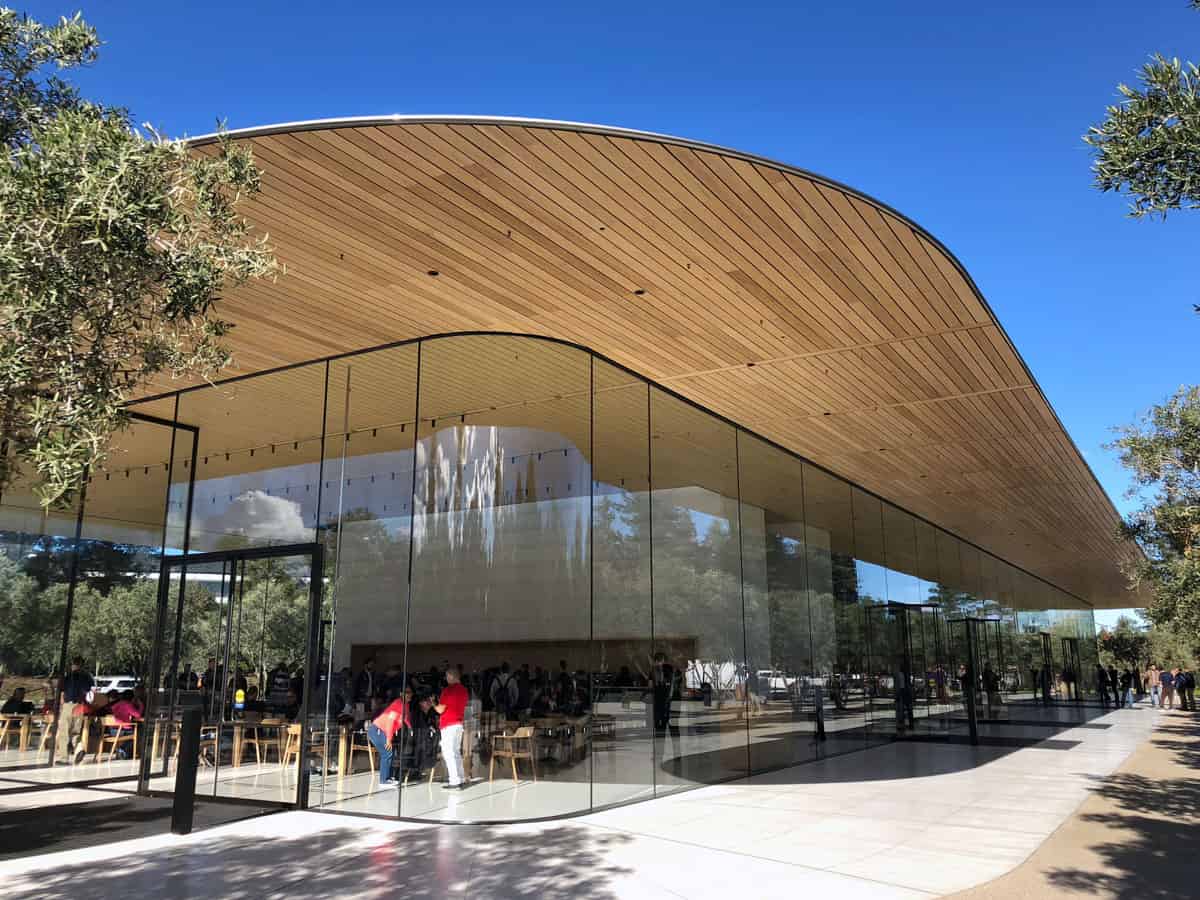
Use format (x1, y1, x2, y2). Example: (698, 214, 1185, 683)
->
(493, 673, 514, 714)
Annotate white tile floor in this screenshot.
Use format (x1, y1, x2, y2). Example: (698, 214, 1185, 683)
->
(0, 702, 1160, 899)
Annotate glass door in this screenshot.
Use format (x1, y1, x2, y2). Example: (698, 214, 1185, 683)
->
(1060, 637, 1081, 702)
(904, 605, 959, 734)
(1039, 632, 1055, 703)
(139, 544, 321, 807)
(865, 604, 909, 736)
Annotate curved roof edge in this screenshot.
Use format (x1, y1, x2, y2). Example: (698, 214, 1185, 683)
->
(185, 114, 1134, 585)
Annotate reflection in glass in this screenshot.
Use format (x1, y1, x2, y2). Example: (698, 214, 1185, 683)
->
(650, 388, 745, 792)
(406, 336, 591, 820)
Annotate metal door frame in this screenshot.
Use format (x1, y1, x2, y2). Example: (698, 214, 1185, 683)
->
(138, 542, 324, 808)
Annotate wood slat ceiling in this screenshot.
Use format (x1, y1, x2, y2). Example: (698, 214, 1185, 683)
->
(127, 117, 1140, 608)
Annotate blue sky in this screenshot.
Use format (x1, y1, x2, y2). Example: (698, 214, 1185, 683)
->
(24, 0, 1198, 626)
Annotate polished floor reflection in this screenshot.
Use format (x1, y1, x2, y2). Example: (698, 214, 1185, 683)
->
(0, 702, 1157, 899)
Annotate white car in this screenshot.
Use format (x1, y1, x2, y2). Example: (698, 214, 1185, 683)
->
(92, 675, 138, 696)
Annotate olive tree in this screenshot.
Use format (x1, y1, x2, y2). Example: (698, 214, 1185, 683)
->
(0, 9, 275, 507)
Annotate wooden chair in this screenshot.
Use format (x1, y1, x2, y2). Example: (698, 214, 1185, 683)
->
(0, 716, 21, 750)
(489, 726, 537, 783)
(96, 716, 138, 762)
(37, 713, 55, 753)
(240, 725, 271, 766)
(280, 724, 328, 774)
(280, 724, 302, 770)
(350, 728, 377, 776)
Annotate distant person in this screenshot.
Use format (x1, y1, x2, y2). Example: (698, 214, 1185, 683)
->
(1120, 668, 1135, 709)
(1160, 668, 1176, 710)
(367, 691, 412, 787)
(109, 691, 143, 725)
(244, 685, 265, 714)
(556, 659, 573, 698)
(489, 662, 518, 718)
(517, 664, 532, 710)
(283, 689, 300, 721)
(1107, 666, 1121, 708)
(1147, 665, 1161, 708)
(1179, 668, 1196, 711)
(1, 687, 30, 715)
(652, 652, 675, 731)
(381, 664, 405, 700)
(265, 662, 290, 706)
(353, 657, 377, 705)
(1096, 664, 1110, 709)
(434, 669, 469, 790)
(55, 656, 93, 764)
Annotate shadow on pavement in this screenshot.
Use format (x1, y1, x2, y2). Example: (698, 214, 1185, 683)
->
(1045, 712, 1200, 898)
(4, 819, 635, 900)
(0, 795, 272, 861)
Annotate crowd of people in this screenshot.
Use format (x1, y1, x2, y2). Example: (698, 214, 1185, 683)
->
(1094, 662, 1197, 710)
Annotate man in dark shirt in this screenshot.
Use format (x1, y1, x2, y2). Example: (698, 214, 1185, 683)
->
(652, 652, 675, 731)
(352, 657, 377, 706)
(1, 687, 30, 715)
(1096, 664, 1110, 708)
(56, 656, 93, 764)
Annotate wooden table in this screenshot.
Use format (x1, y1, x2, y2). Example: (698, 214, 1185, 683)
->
(227, 718, 288, 767)
(337, 725, 351, 776)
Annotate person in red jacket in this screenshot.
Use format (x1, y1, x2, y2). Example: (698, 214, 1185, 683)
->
(367, 691, 413, 786)
(434, 669, 469, 789)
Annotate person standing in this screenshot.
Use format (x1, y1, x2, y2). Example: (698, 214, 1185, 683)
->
(651, 652, 675, 732)
(367, 691, 411, 787)
(1120, 668, 1135, 709)
(1161, 668, 1177, 710)
(489, 662, 518, 718)
(434, 668, 469, 790)
(1178, 668, 1195, 712)
(56, 656, 93, 764)
(1147, 665, 1161, 708)
(1096, 664, 1110, 709)
(1107, 665, 1120, 708)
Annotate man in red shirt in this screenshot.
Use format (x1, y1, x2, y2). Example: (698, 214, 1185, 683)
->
(434, 669, 469, 789)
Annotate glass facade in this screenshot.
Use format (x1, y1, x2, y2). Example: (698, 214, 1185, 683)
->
(0, 333, 1099, 820)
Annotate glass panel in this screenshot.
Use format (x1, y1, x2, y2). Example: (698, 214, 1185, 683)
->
(174, 363, 328, 553)
(649, 387, 744, 793)
(738, 433, 814, 772)
(881, 503, 922, 605)
(406, 335, 592, 821)
(801, 464, 865, 755)
(65, 417, 178, 785)
(0, 471, 80, 776)
(865, 604, 905, 737)
(307, 345, 419, 814)
(850, 488, 891, 741)
(591, 361, 654, 808)
(212, 554, 312, 805)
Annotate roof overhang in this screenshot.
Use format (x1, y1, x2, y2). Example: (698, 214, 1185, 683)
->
(128, 115, 1141, 608)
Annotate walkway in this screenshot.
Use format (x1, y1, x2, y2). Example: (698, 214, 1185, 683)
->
(950, 706, 1199, 899)
(0, 704, 1164, 899)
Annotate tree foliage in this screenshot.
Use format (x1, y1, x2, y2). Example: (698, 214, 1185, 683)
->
(1098, 614, 1150, 667)
(1108, 386, 1200, 642)
(1084, 3, 1200, 219)
(0, 8, 276, 508)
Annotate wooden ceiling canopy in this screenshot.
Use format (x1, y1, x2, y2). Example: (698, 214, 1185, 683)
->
(126, 116, 1139, 608)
